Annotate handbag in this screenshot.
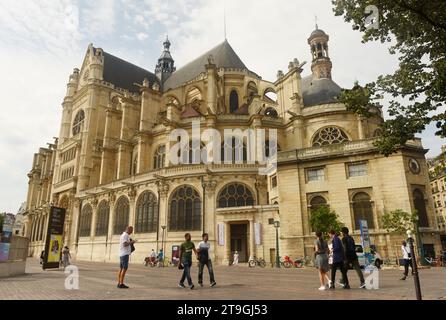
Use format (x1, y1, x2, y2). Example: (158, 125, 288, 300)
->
(178, 263, 184, 270)
(130, 239, 135, 253)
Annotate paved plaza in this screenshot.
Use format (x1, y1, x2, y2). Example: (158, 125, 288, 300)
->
(1, 259, 446, 300)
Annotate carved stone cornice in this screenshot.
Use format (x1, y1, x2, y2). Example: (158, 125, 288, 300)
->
(202, 180, 217, 194)
(156, 180, 170, 198)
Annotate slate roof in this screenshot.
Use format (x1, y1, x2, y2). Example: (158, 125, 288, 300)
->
(301, 75, 342, 107)
(163, 40, 249, 91)
(101, 50, 158, 94)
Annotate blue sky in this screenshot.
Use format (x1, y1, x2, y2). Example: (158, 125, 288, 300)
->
(0, 0, 444, 213)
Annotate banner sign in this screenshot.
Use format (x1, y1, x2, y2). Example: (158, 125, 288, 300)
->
(359, 219, 372, 265)
(171, 245, 180, 266)
(254, 223, 262, 245)
(217, 223, 225, 246)
(43, 207, 66, 270)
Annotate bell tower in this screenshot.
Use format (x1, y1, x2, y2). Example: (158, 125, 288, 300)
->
(155, 36, 176, 84)
(307, 25, 332, 79)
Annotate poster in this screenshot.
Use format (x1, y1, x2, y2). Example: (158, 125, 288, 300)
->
(217, 223, 225, 246)
(0, 225, 13, 262)
(359, 219, 372, 266)
(43, 206, 66, 270)
(171, 245, 180, 266)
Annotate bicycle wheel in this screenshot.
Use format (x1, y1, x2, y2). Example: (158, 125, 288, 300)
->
(259, 259, 266, 268)
(248, 260, 256, 268)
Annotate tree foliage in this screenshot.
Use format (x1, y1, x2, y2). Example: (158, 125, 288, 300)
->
(332, 0, 446, 156)
(309, 206, 344, 235)
(382, 209, 418, 235)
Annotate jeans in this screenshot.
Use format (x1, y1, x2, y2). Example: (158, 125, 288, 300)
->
(180, 261, 193, 286)
(347, 259, 365, 284)
(198, 260, 215, 284)
(331, 261, 349, 286)
(403, 259, 413, 276)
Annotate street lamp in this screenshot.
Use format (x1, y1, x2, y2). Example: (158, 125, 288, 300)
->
(161, 225, 166, 267)
(407, 230, 422, 300)
(273, 221, 280, 268)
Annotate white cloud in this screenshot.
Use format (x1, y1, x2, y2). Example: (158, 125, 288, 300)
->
(136, 32, 149, 41)
(81, 0, 116, 37)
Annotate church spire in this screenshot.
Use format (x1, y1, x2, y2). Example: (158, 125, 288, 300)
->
(307, 25, 332, 79)
(155, 36, 176, 84)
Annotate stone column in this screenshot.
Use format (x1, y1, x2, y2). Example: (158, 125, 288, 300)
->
(70, 199, 81, 255)
(206, 60, 217, 114)
(156, 181, 170, 251)
(357, 115, 365, 140)
(249, 219, 255, 260)
(100, 109, 116, 184)
(90, 198, 99, 238)
(203, 179, 217, 260)
(106, 193, 116, 261)
(128, 187, 137, 228)
(224, 221, 231, 265)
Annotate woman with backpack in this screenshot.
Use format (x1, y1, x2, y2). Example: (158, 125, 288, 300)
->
(314, 231, 331, 290)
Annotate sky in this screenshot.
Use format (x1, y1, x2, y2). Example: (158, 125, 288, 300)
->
(0, 0, 444, 213)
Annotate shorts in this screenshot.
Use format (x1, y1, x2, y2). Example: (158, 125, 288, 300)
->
(120, 255, 129, 269)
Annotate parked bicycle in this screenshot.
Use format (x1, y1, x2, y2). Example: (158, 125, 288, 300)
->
(294, 256, 312, 268)
(248, 257, 266, 268)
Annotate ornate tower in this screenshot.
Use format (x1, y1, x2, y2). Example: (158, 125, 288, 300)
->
(155, 36, 176, 84)
(307, 25, 332, 79)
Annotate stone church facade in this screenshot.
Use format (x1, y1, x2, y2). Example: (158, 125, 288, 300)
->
(23, 28, 441, 265)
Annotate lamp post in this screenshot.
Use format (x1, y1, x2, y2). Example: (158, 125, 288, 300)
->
(161, 225, 166, 267)
(407, 230, 422, 300)
(273, 221, 280, 268)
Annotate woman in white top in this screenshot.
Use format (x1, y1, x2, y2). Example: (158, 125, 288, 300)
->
(233, 251, 239, 266)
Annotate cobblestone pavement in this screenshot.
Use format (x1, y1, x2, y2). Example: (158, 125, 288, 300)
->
(1, 259, 446, 300)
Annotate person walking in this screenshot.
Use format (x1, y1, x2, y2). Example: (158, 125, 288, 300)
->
(314, 231, 331, 290)
(400, 240, 413, 280)
(197, 233, 217, 287)
(61, 246, 71, 269)
(329, 230, 349, 289)
(178, 233, 197, 290)
(117, 226, 136, 289)
(157, 249, 164, 267)
(233, 251, 239, 266)
(341, 227, 366, 288)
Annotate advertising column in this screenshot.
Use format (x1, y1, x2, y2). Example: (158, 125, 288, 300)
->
(43, 207, 66, 270)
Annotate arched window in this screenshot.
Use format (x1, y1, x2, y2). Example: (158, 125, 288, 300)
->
(229, 90, 239, 113)
(181, 140, 207, 164)
(154, 145, 166, 169)
(136, 191, 158, 233)
(352, 192, 374, 230)
(169, 186, 201, 231)
(265, 107, 278, 118)
(79, 205, 92, 237)
(95, 201, 110, 236)
(312, 127, 349, 147)
(72, 109, 85, 136)
(114, 196, 130, 235)
(218, 183, 255, 208)
(310, 196, 328, 212)
(221, 137, 247, 163)
(413, 189, 429, 227)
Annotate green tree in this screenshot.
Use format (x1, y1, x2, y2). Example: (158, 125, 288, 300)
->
(382, 209, 418, 235)
(309, 206, 344, 235)
(332, 0, 446, 156)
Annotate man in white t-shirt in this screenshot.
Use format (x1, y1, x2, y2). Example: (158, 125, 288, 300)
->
(400, 240, 413, 280)
(197, 233, 216, 287)
(118, 226, 136, 289)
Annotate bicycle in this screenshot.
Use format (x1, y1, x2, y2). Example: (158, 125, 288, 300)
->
(248, 257, 266, 268)
(294, 256, 312, 268)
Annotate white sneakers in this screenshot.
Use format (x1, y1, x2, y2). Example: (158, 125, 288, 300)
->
(319, 280, 332, 291)
(318, 286, 326, 291)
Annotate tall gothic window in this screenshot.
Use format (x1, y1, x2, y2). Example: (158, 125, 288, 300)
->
(312, 127, 349, 147)
(79, 205, 93, 237)
(181, 140, 207, 164)
(95, 201, 110, 236)
(135, 191, 158, 233)
(413, 189, 429, 227)
(229, 90, 239, 113)
(169, 186, 201, 231)
(72, 109, 85, 136)
(221, 137, 247, 163)
(154, 145, 166, 169)
(114, 196, 130, 235)
(218, 183, 255, 208)
(352, 192, 375, 230)
(39, 216, 45, 241)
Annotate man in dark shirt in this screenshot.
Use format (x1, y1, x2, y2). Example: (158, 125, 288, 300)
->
(329, 230, 350, 289)
(341, 227, 366, 289)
